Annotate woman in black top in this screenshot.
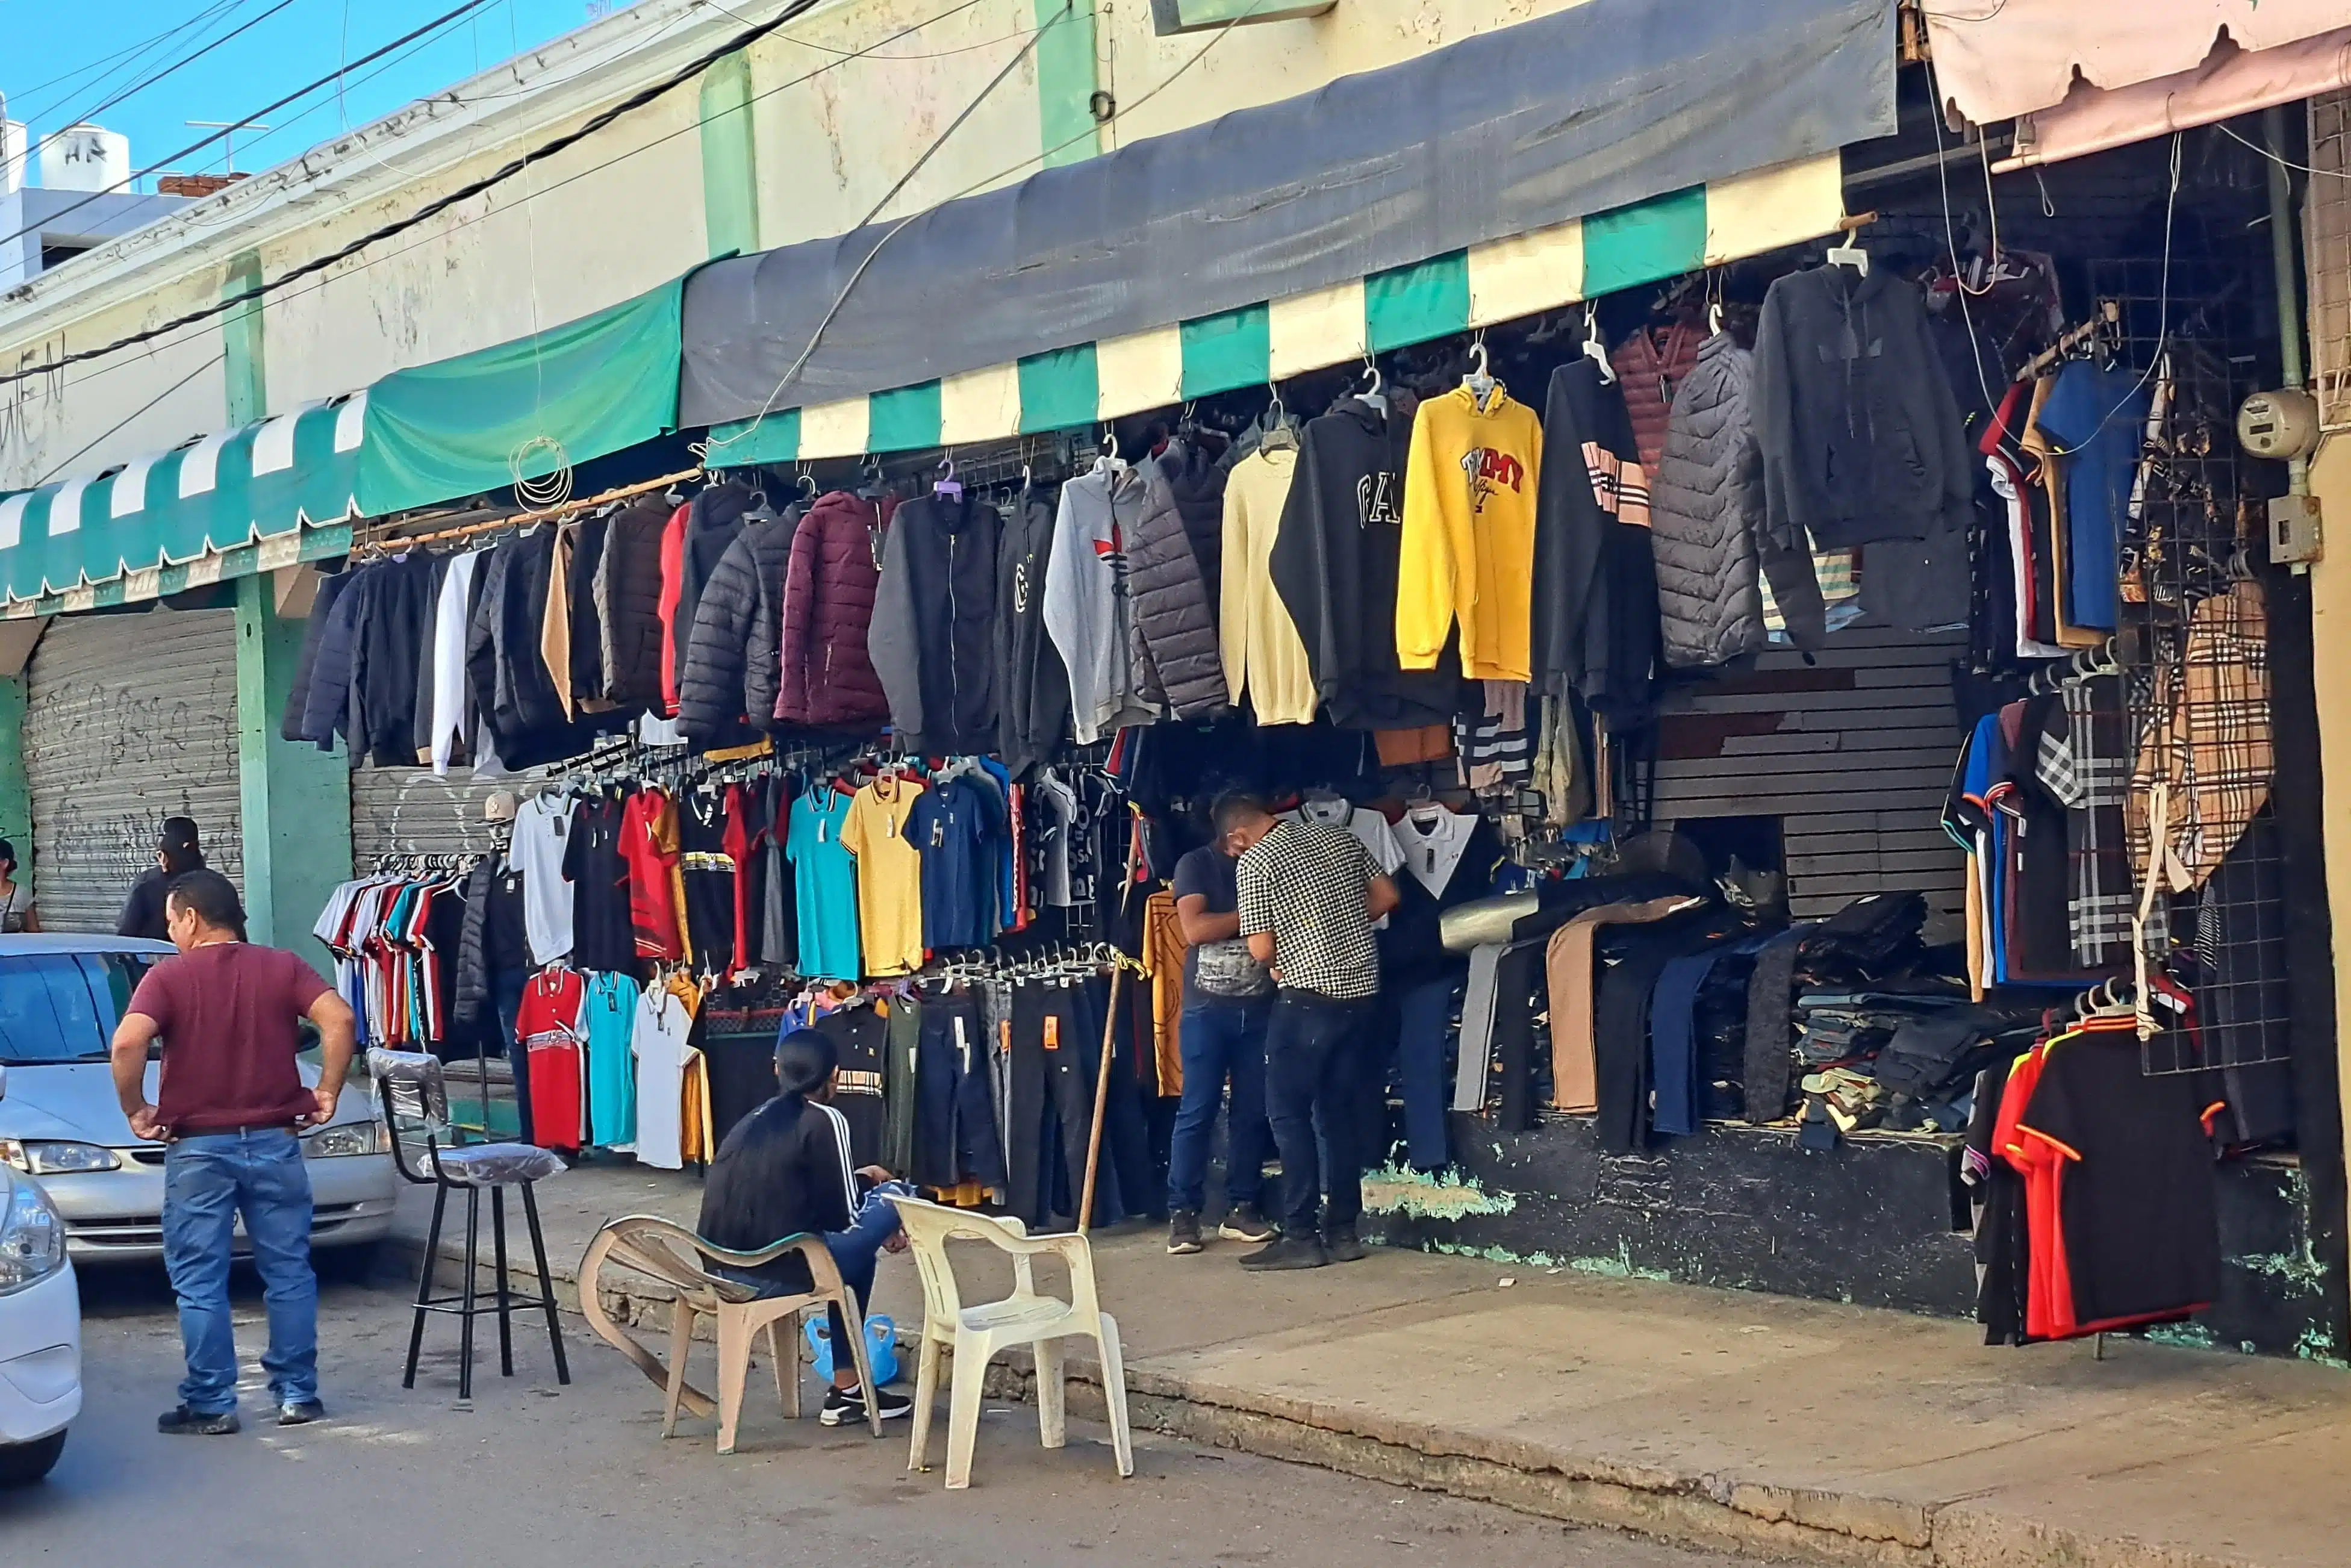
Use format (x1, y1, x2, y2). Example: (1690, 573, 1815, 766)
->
(697, 1028, 915, 1425)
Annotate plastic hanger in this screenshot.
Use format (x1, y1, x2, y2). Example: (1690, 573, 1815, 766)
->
(1581, 308, 1616, 384)
(1094, 429, 1129, 476)
(1260, 385, 1298, 453)
(1826, 213, 1872, 277)
(933, 455, 962, 500)
(1463, 333, 1500, 412)
(1359, 358, 1389, 417)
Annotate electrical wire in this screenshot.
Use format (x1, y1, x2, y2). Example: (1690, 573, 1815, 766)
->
(0, 0, 835, 391)
(5, 0, 251, 131)
(0, 0, 994, 394)
(2214, 117, 2351, 180)
(7, 5, 247, 104)
(30, 349, 225, 486)
(714, 0, 1275, 444)
(61, 0, 307, 149)
(0, 1, 501, 261)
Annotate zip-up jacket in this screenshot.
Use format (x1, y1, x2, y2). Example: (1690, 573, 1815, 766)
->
(774, 490, 889, 730)
(995, 487, 1071, 774)
(1123, 469, 1227, 721)
(1044, 465, 1162, 744)
(594, 498, 670, 710)
(678, 514, 797, 745)
(870, 490, 1001, 752)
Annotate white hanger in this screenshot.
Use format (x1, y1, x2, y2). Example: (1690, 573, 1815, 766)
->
(1708, 299, 1725, 336)
(1581, 307, 1616, 384)
(1094, 428, 1128, 476)
(1463, 332, 1499, 412)
(1359, 358, 1389, 417)
(1826, 213, 1872, 276)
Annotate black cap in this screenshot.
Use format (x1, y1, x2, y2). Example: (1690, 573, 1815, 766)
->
(159, 817, 199, 853)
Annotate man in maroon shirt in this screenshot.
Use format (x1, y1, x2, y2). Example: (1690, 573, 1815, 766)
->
(108, 868, 357, 1436)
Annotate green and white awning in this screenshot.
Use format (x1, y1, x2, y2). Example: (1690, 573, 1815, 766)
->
(0, 397, 363, 618)
(704, 157, 1844, 465)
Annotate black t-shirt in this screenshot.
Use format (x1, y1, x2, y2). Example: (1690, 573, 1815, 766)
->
(2020, 1032, 2220, 1327)
(482, 863, 531, 974)
(678, 788, 736, 979)
(562, 794, 636, 973)
(1171, 845, 1268, 1004)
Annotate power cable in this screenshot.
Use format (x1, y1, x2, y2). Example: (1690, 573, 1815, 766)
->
(8, 4, 246, 104)
(6, 0, 251, 131)
(64, 0, 306, 149)
(30, 349, 225, 485)
(0, 1, 500, 260)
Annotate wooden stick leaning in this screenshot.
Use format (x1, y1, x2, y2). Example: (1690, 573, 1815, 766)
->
(1077, 964, 1124, 1236)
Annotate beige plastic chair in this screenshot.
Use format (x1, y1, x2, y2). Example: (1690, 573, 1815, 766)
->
(894, 1196, 1133, 1489)
(578, 1215, 882, 1453)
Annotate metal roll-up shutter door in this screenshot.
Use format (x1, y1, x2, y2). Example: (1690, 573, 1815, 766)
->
(1651, 627, 1968, 939)
(349, 767, 507, 863)
(25, 610, 243, 932)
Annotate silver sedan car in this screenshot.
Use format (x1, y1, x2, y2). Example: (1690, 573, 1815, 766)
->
(0, 935, 397, 1265)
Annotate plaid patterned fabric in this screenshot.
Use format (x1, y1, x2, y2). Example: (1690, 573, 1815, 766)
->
(2128, 580, 2273, 895)
(2035, 674, 2152, 966)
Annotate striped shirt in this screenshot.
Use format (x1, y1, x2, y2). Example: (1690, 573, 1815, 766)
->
(1235, 820, 1383, 1000)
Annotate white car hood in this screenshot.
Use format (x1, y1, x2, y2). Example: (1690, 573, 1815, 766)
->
(0, 1059, 357, 1147)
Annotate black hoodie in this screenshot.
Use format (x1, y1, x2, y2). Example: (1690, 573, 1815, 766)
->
(1531, 358, 1659, 724)
(870, 490, 1002, 753)
(1268, 396, 1459, 731)
(1753, 265, 1976, 550)
(995, 486, 1072, 775)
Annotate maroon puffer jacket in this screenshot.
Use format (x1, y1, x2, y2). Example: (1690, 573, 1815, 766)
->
(774, 490, 889, 729)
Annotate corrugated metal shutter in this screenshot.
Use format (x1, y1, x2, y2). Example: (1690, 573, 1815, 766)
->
(1651, 627, 1967, 936)
(25, 610, 243, 932)
(349, 767, 506, 863)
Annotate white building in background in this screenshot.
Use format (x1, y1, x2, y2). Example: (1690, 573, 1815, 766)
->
(0, 123, 187, 291)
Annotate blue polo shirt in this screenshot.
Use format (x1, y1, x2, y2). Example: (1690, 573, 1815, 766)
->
(909, 776, 1003, 952)
(2037, 359, 2149, 634)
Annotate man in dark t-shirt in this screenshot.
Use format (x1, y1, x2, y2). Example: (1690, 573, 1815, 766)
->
(109, 868, 356, 1436)
(1163, 824, 1278, 1257)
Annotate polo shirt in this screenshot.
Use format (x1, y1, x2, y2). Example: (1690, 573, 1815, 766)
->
(787, 783, 861, 982)
(840, 776, 927, 977)
(908, 775, 1000, 952)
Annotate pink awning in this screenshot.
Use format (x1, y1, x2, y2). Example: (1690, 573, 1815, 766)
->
(1924, 0, 2350, 125)
(1996, 30, 2351, 171)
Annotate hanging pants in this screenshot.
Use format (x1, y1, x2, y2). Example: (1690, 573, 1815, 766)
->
(1387, 975, 1460, 1171)
(912, 997, 1008, 1190)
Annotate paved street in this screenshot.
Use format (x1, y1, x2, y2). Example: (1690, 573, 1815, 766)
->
(4, 1265, 1753, 1568)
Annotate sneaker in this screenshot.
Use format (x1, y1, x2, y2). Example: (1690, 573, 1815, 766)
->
(1218, 1204, 1277, 1243)
(1324, 1225, 1369, 1264)
(157, 1405, 240, 1436)
(277, 1399, 326, 1427)
(1239, 1236, 1328, 1271)
(820, 1383, 915, 1426)
(1166, 1210, 1204, 1255)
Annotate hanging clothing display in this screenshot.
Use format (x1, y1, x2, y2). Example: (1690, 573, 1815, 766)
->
(870, 489, 1003, 753)
(1045, 462, 1162, 743)
(774, 491, 890, 730)
(841, 773, 928, 977)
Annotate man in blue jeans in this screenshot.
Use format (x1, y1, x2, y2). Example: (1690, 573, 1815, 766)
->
(1164, 824, 1278, 1255)
(110, 868, 357, 1434)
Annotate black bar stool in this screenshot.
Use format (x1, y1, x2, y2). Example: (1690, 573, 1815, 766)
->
(370, 1048, 571, 1399)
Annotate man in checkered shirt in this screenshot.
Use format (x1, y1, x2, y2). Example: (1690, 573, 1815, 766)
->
(1222, 791, 1400, 1270)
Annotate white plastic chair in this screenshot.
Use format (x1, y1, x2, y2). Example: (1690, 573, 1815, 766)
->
(894, 1197, 1133, 1489)
(578, 1215, 883, 1453)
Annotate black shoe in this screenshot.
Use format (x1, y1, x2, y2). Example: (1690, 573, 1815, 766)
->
(1218, 1204, 1277, 1243)
(1167, 1210, 1203, 1255)
(1239, 1236, 1328, 1271)
(277, 1399, 326, 1427)
(157, 1405, 240, 1436)
(1324, 1226, 1369, 1263)
(820, 1383, 914, 1426)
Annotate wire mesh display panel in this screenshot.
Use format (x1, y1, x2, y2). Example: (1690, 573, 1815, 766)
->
(2091, 257, 2291, 1075)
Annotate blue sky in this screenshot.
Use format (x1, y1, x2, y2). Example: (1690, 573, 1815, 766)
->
(3, 0, 594, 188)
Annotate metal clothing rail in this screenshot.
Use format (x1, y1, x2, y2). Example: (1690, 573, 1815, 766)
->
(357, 466, 706, 552)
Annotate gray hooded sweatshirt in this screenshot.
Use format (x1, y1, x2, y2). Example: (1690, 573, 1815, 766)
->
(1043, 464, 1163, 744)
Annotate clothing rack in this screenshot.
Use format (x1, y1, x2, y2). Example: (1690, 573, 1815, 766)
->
(357, 465, 707, 553)
(2016, 300, 2122, 383)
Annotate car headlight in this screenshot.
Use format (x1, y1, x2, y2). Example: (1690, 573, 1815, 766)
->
(303, 1120, 384, 1159)
(0, 1139, 122, 1175)
(0, 1169, 67, 1295)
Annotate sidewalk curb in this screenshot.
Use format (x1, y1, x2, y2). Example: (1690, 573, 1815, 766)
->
(385, 1234, 2265, 1568)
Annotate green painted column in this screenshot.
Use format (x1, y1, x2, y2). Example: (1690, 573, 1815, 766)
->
(1035, 0, 1102, 169)
(236, 574, 348, 963)
(0, 674, 28, 857)
(699, 50, 761, 258)
(223, 251, 349, 960)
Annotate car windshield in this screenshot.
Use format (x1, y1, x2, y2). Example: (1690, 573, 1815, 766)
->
(0, 953, 154, 1065)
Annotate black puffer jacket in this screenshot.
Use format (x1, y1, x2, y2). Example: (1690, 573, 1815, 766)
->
(671, 481, 756, 686)
(466, 530, 581, 768)
(677, 513, 797, 745)
(996, 487, 1070, 774)
(1650, 333, 1824, 668)
(1159, 434, 1229, 616)
(869, 490, 1001, 752)
(1123, 470, 1227, 720)
(452, 857, 495, 1029)
(595, 498, 670, 709)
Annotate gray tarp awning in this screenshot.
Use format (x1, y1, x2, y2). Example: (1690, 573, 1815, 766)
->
(679, 0, 1896, 430)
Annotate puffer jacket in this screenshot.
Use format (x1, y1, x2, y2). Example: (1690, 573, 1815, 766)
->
(1124, 468, 1228, 721)
(671, 481, 756, 685)
(869, 490, 1001, 752)
(594, 498, 670, 709)
(1649, 333, 1823, 668)
(1159, 434, 1229, 614)
(774, 490, 889, 730)
(677, 512, 797, 745)
(452, 857, 495, 1029)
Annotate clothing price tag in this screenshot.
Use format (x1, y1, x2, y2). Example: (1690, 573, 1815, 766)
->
(1425, 847, 1438, 874)
(817, 819, 827, 844)
(886, 812, 897, 839)
(1044, 1016, 1060, 1051)
(932, 820, 946, 848)
(953, 1015, 969, 1071)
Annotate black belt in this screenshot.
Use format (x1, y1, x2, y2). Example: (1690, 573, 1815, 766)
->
(1276, 986, 1377, 1008)
(175, 1121, 302, 1138)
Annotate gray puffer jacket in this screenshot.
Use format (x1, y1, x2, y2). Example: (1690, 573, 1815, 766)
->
(1649, 333, 1823, 668)
(1124, 468, 1228, 720)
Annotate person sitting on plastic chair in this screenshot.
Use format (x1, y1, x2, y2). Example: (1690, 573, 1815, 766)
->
(697, 1028, 916, 1426)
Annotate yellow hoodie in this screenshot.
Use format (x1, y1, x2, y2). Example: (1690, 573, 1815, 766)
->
(1396, 384, 1543, 681)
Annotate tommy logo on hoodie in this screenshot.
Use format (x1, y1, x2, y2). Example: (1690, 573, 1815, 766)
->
(1356, 471, 1403, 526)
(1460, 448, 1525, 515)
